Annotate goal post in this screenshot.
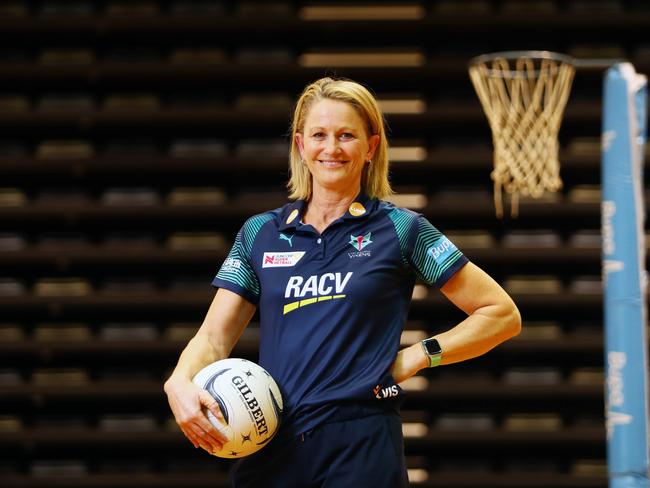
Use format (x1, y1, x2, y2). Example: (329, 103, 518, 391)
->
(602, 62, 649, 488)
(469, 53, 649, 485)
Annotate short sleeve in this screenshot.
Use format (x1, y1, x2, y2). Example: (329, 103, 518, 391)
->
(211, 214, 273, 305)
(408, 216, 468, 288)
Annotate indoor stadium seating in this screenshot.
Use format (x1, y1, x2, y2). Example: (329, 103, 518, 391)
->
(1, 1, 649, 487)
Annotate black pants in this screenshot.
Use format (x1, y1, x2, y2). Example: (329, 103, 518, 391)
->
(230, 412, 409, 488)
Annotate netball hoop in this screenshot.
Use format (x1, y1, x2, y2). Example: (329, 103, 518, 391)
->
(469, 51, 576, 217)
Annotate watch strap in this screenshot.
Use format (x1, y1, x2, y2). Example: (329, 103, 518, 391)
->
(421, 338, 443, 368)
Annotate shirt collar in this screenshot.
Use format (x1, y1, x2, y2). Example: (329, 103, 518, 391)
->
(279, 199, 306, 231)
(279, 191, 375, 231)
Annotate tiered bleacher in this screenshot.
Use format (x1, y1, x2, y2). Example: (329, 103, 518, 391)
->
(1, 1, 649, 487)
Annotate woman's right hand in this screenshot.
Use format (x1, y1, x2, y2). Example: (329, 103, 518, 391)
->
(164, 375, 229, 454)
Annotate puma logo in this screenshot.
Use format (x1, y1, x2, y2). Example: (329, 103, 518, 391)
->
(279, 233, 293, 247)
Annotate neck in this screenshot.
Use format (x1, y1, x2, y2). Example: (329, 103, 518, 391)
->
(304, 185, 360, 233)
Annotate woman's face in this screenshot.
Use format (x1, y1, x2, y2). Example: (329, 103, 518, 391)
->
(296, 98, 379, 196)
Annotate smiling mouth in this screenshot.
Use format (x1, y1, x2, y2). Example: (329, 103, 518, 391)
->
(318, 160, 347, 167)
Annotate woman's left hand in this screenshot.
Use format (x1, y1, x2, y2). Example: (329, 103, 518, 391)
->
(389, 343, 429, 384)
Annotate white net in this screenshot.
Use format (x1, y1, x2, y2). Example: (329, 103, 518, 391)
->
(469, 52, 575, 217)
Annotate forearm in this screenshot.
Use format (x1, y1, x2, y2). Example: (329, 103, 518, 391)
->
(165, 289, 256, 387)
(166, 332, 224, 385)
(435, 303, 521, 365)
(392, 303, 520, 383)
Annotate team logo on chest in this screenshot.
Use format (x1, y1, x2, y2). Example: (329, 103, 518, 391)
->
(348, 232, 373, 258)
(349, 232, 372, 251)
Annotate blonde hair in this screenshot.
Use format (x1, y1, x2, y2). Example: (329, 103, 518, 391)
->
(288, 77, 392, 200)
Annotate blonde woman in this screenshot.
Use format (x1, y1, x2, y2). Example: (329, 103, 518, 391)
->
(164, 77, 521, 487)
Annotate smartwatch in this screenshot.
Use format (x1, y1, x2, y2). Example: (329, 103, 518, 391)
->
(420, 337, 443, 368)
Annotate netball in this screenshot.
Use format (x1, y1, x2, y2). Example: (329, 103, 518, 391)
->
(192, 358, 283, 459)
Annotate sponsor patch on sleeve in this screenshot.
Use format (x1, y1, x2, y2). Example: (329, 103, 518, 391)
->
(222, 257, 242, 271)
(427, 237, 458, 263)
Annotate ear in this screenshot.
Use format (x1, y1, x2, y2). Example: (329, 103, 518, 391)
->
(366, 134, 380, 162)
(295, 133, 305, 160)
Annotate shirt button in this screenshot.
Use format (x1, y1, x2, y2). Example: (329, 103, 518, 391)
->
(317, 238, 322, 244)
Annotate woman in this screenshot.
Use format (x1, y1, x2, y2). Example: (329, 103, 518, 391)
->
(164, 77, 521, 487)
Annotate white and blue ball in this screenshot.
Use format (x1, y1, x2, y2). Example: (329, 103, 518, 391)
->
(192, 358, 283, 458)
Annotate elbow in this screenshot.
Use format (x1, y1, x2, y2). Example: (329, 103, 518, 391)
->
(490, 299, 521, 343)
(505, 303, 522, 339)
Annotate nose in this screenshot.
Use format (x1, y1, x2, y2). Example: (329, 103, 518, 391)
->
(324, 135, 341, 155)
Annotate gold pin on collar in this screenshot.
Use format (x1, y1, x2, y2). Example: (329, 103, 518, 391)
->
(348, 202, 366, 217)
(286, 208, 299, 224)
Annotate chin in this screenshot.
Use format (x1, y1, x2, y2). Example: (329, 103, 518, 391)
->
(314, 176, 360, 191)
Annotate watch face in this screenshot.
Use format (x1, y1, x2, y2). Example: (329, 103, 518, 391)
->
(423, 338, 442, 356)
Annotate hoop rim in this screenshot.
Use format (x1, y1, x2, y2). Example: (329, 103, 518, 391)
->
(469, 50, 576, 69)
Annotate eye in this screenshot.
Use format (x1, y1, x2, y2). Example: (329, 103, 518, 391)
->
(311, 132, 325, 139)
(340, 132, 355, 140)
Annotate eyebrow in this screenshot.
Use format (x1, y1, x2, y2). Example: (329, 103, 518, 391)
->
(308, 126, 357, 132)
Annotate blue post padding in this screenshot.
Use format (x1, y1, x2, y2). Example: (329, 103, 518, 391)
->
(602, 63, 649, 488)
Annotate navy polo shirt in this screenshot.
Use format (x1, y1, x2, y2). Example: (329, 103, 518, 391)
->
(212, 193, 468, 437)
